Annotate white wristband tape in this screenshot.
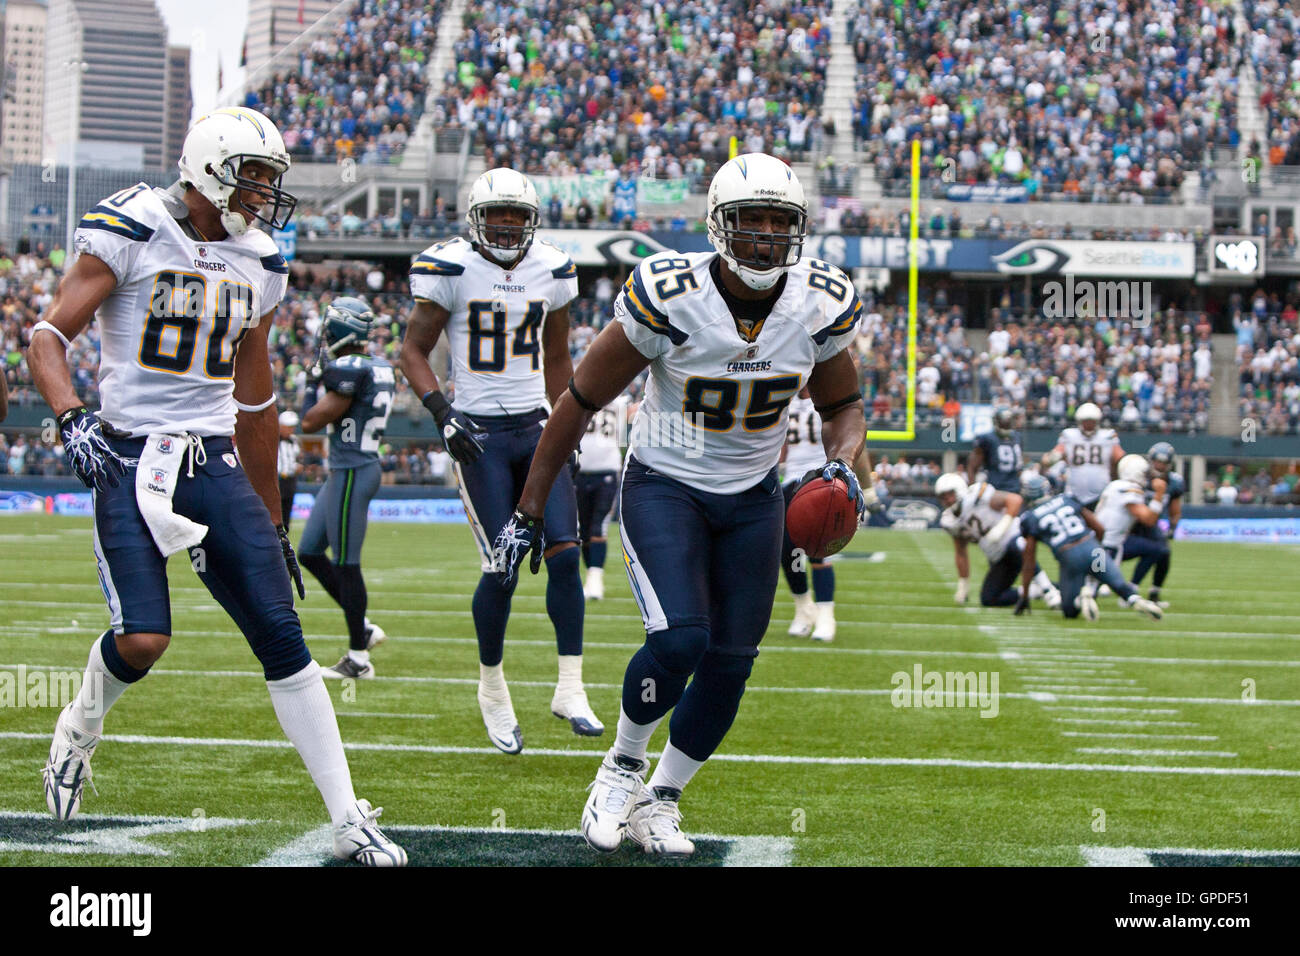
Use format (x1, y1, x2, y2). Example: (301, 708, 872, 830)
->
(235, 395, 276, 413)
(32, 321, 72, 350)
(1150, 498, 1164, 515)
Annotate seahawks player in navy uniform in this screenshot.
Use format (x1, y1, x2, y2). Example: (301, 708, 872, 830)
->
(967, 407, 1023, 492)
(299, 297, 395, 678)
(399, 167, 600, 754)
(1016, 473, 1162, 620)
(26, 107, 404, 865)
(492, 155, 867, 856)
(1125, 441, 1182, 606)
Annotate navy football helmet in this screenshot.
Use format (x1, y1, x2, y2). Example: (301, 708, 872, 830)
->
(993, 407, 1018, 438)
(1020, 470, 1052, 505)
(322, 297, 375, 356)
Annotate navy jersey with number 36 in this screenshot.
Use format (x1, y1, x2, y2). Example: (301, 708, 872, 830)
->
(1020, 495, 1092, 555)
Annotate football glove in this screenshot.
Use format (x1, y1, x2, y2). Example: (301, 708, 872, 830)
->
(58, 407, 128, 492)
(422, 390, 486, 465)
(279, 525, 306, 599)
(1013, 590, 1031, 615)
(803, 458, 865, 517)
(491, 509, 545, 588)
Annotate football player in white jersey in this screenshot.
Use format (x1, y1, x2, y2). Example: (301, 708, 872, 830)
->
(399, 167, 600, 754)
(1042, 402, 1124, 509)
(27, 107, 404, 865)
(577, 393, 634, 600)
(936, 473, 1060, 609)
(1081, 454, 1167, 618)
(781, 387, 838, 639)
(490, 154, 867, 857)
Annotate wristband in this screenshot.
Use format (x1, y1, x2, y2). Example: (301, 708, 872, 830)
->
(815, 391, 864, 417)
(32, 321, 72, 349)
(422, 390, 452, 418)
(1150, 498, 1164, 515)
(567, 377, 601, 413)
(235, 395, 276, 412)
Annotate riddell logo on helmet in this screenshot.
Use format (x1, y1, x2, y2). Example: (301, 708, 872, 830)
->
(755, 188, 786, 196)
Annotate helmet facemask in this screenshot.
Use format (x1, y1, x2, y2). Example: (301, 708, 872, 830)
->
(710, 200, 806, 291)
(469, 202, 538, 265)
(210, 157, 296, 235)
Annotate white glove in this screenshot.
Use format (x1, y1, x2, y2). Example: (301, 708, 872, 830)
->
(954, 577, 970, 604)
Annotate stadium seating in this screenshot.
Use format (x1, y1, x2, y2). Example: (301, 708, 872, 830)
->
(1234, 291, 1300, 435)
(1243, 0, 1300, 169)
(245, 0, 446, 163)
(849, 0, 1242, 203)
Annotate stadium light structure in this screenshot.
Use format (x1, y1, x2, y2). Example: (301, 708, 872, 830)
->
(865, 138, 919, 442)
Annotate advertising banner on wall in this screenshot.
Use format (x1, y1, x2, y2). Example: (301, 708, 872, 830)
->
(991, 239, 1196, 278)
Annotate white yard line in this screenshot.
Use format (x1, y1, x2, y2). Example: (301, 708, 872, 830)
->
(1052, 718, 1198, 727)
(1061, 732, 1219, 741)
(2, 730, 1297, 777)
(1075, 747, 1237, 758)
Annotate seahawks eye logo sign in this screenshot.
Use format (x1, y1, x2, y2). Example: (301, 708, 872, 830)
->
(992, 241, 1069, 275)
(594, 233, 669, 265)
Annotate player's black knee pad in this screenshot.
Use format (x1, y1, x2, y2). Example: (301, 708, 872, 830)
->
(1062, 602, 1082, 620)
(646, 624, 709, 677)
(693, 651, 754, 698)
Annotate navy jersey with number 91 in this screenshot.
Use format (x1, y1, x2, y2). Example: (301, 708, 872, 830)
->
(973, 429, 1023, 493)
(321, 355, 395, 469)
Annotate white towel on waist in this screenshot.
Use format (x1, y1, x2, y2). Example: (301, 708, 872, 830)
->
(135, 433, 210, 557)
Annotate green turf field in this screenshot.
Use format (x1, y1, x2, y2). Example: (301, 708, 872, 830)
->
(2, 514, 1298, 866)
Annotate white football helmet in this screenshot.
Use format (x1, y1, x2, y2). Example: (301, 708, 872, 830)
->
(466, 168, 540, 265)
(707, 152, 808, 291)
(178, 107, 295, 237)
(1075, 401, 1102, 435)
(1118, 454, 1149, 486)
(935, 472, 969, 505)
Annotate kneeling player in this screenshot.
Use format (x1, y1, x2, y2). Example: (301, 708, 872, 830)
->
(935, 473, 1059, 609)
(299, 297, 393, 678)
(1017, 472, 1163, 621)
(1125, 441, 1182, 605)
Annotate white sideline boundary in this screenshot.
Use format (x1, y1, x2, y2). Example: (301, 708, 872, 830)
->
(1081, 845, 1300, 867)
(4, 730, 1300, 777)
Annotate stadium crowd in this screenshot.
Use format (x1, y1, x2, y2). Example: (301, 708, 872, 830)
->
(429, 0, 832, 180)
(1244, 0, 1300, 169)
(1234, 289, 1300, 435)
(246, 0, 444, 164)
(850, 0, 1242, 203)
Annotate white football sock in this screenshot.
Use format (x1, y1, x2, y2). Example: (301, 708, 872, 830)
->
(614, 705, 661, 763)
(556, 654, 583, 696)
(479, 662, 508, 699)
(1033, 569, 1054, 593)
(70, 635, 130, 735)
(347, 648, 370, 666)
(267, 662, 356, 826)
(648, 740, 705, 794)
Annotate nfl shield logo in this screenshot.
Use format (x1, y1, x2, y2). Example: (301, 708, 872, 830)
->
(745, 346, 759, 359)
(197, 246, 207, 257)
(151, 469, 166, 483)
(157, 438, 173, 454)
(223, 453, 237, 468)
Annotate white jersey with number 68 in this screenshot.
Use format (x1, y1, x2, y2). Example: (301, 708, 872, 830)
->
(1057, 426, 1120, 503)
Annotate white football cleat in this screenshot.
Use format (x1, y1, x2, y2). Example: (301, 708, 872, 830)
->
(1044, 587, 1062, 611)
(43, 703, 99, 820)
(1079, 594, 1101, 622)
(333, 799, 407, 867)
(478, 680, 523, 754)
(583, 567, 605, 601)
(363, 618, 386, 649)
(811, 602, 836, 642)
(787, 592, 816, 637)
(1097, 583, 1112, 597)
(1128, 596, 1164, 620)
(582, 748, 649, 852)
(321, 655, 374, 679)
(627, 788, 695, 857)
(551, 685, 604, 736)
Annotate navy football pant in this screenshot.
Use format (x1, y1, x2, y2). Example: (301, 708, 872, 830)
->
(1123, 529, 1171, 588)
(453, 409, 582, 665)
(93, 435, 310, 681)
(980, 541, 1027, 607)
(618, 456, 783, 761)
(299, 460, 380, 566)
(1057, 538, 1136, 618)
